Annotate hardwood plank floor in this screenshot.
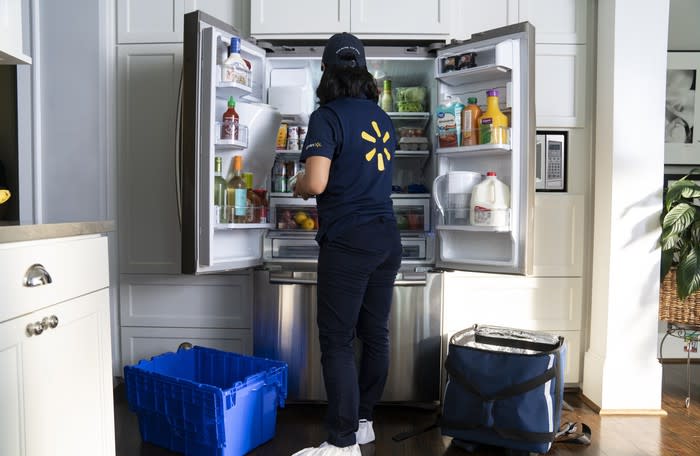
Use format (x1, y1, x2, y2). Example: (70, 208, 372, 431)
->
(114, 364, 700, 455)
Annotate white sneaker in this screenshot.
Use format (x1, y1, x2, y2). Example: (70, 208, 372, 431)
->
(291, 441, 361, 456)
(356, 419, 375, 444)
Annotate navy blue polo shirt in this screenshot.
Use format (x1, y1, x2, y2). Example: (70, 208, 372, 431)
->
(300, 97, 397, 243)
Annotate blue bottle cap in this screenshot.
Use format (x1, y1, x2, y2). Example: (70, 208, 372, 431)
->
(229, 37, 241, 53)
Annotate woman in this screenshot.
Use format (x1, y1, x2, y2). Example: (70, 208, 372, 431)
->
(291, 32, 402, 456)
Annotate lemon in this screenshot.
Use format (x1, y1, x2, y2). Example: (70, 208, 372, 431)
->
(294, 211, 308, 224)
(301, 218, 315, 230)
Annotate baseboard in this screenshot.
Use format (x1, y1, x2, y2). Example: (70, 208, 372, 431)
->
(580, 392, 667, 416)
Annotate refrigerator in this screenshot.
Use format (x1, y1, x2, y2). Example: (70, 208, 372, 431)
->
(180, 11, 535, 402)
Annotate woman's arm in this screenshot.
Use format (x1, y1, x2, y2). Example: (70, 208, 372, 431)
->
(294, 155, 331, 199)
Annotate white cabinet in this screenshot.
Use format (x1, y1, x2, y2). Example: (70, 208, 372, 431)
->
(117, 0, 250, 43)
(251, 0, 449, 40)
(251, 0, 349, 37)
(0, 0, 31, 64)
(117, 44, 182, 274)
(119, 273, 253, 370)
(449, 0, 518, 42)
(535, 44, 586, 128)
(442, 272, 583, 384)
(516, 0, 587, 44)
(0, 235, 114, 456)
(533, 193, 584, 277)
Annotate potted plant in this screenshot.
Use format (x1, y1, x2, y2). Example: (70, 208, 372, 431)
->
(659, 168, 700, 323)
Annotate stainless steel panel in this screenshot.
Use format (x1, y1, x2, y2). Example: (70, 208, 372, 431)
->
(253, 270, 443, 403)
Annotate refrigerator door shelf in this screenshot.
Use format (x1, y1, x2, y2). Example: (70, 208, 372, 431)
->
(216, 80, 253, 98)
(435, 143, 512, 157)
(214, 123, 248, 150)
(437, 64, 511, 87)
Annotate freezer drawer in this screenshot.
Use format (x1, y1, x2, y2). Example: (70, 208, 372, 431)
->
(253, 270, 443, 403)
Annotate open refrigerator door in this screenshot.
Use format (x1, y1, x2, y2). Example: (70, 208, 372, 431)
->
(433, 23, 536, 275)
(182, 11, 281, 274)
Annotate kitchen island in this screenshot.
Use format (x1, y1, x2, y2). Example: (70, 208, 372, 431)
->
(0, 221, 115, 456)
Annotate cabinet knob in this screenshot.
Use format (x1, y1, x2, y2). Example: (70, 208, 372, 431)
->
(26, 321, 44, 336)
(41, 315, 59, 330)
(23, 264, 53, 288)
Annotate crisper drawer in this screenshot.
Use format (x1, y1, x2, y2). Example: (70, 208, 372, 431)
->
(0, 235, 109, 323)
(269, 235, 319, 259)
(269, 197, 318, 231)
(392, 195, 430, 232)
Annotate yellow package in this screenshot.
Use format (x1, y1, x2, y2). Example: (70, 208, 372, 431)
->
(276, 123, 288, 149)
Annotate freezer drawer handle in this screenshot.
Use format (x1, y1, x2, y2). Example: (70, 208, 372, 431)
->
(394, 279, 427, 286)
(269, 277, 317, 285)
(23, 264, 53, 288)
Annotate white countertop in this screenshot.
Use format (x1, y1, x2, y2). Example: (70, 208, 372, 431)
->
(0, 221, 115, 244)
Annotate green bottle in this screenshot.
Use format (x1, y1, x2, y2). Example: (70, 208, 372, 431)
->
(213, 156, 227, 223)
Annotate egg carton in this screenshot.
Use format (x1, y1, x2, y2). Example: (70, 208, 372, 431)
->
(398, 137, 429, 151)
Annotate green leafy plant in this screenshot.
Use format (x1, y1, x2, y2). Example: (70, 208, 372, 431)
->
(660, 168, 700, 299)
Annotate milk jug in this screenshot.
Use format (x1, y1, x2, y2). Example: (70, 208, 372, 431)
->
(470, 171, 510, 227)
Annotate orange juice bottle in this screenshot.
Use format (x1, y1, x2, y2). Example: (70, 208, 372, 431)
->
(461, 97, 482, 146)
(478, 89, 508, 144)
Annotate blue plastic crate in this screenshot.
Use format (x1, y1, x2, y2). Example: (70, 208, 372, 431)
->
(124, 346, 288, 456)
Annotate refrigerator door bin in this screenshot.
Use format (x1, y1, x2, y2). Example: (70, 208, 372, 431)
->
(392, 196, 431, 232)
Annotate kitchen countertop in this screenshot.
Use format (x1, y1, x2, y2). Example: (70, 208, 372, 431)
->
(0, 220, 115, 244)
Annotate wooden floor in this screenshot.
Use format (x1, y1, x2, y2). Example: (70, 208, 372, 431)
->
(114, 364, 700, 456)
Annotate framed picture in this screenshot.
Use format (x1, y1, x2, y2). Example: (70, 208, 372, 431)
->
(665, 52, 700, 164)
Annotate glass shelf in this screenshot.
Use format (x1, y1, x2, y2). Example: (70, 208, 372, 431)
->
(436, 143, 511, 158)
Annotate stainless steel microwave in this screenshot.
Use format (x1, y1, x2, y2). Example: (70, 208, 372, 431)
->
(535, 131, 567, 191)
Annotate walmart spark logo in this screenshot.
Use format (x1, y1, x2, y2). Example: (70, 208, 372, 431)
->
(361, 121, 391, 171)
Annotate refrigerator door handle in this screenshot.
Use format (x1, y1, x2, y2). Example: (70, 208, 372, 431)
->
(175, 70, 184, 228)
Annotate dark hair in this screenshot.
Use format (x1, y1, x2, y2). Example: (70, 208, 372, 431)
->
(316, 64, 379, 105)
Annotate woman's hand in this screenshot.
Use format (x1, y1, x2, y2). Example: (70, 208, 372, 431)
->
(290, 171, 313, 200)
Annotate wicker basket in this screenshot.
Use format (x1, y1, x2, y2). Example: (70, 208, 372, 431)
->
(659, 268, 700, 324)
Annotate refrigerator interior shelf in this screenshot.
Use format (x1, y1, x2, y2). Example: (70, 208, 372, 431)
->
(269, 193, 315, 199)
(437, 64, 511, 87)
(281, 113, 310, 126)
(275, 149, 301, 156)
(388, 112, 430, 131)
(391, 193, 430, 199)
(436, 143, 511, 158)
(214, 222, 274, 230)
(395, 150, 430, 158)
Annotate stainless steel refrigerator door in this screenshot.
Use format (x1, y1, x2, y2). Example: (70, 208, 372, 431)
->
(253, 270, 443, 403)
(182, 11, 280, 274)
(433, 22, 536, 275)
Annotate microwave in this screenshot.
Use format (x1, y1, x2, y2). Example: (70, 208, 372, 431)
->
(535, 131, 567, 191)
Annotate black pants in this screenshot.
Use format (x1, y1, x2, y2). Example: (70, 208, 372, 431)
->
(317, 217, 402, 447)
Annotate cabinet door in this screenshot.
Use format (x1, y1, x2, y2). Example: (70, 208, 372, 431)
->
(121, 326, 252, 370)
(533, 193, 584, 276)
(351, 0, 449, 38)
(0, 0, 31, 63)
(117, 0, 186, 43)
(184, 0, 251, 38)
(22, 289, 115, 456)
(0, 315, 24, 456)
(449, 0, 518, 42)
(535, 44, 586, 128)
(251, 0, 350, 37)
(517, 0, 587, 44)
(118, 44, 183, 274)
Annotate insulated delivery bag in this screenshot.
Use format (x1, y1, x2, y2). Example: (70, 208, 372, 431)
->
(441, 324, 566, 454)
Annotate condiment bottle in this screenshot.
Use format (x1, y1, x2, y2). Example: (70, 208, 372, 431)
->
(478, 89, 508, 145)
(221, 37, 249, 85)
(461, 97, 482, 146)
(380, 79, 393, 112)
(221, 96, 239, 141)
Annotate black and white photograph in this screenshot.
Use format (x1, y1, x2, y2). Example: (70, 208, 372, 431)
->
(665, 69, 695, 144)
(665, 52, 700, 164)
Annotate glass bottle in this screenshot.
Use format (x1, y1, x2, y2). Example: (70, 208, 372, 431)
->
(213, 156, 227, 223)
(221, 96, 239, 141)
(380, 79, 393, 112)
(227, 155, 247, 223)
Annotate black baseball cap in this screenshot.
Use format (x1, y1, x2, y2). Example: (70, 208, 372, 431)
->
(322, 32, 366, 68)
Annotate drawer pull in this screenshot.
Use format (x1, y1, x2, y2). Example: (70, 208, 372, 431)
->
(42, 315, 59, 330)
(23, 264, 53, 288)
(26, 321, 44, 336)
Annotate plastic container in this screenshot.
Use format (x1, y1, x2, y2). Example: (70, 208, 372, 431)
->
(470, 171, 510, 227)
(478, 89, 509, 145)
(433, 171, 482, 225)
(436, 96, 464, 148)
(124, 346, 288, 456)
